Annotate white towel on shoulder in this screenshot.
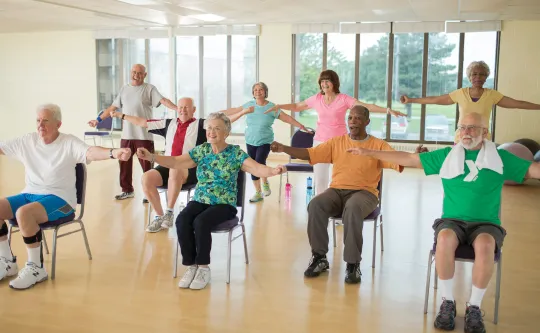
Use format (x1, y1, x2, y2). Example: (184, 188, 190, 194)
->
(439, 139, 503, 181)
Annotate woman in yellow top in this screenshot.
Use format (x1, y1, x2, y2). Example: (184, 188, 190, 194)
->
(400, 61, 540, 141)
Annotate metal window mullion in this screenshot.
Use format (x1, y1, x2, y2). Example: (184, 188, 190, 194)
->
(256, 36, 260, 82)
(386, 28, 394, 141)
(491, 31, 501, 141)
(322, 33, 327, 70)
(291, 34, 297, 136)
(420, 33, 428, 142)
(145, 39, 150, 73)
(455, 33, 465, 130)
(199, 36, 204, 118)
(354, 34, 360, 99)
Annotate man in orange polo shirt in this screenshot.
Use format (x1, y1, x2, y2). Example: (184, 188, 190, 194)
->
(270, 105, 403, 284)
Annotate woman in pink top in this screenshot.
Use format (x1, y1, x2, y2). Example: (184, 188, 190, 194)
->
(266, 69, 405, 195)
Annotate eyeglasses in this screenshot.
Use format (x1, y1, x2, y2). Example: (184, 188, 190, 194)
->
(456, 125, 485, 132)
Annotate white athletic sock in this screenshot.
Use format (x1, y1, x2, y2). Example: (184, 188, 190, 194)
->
(0, 239, 13, 261)
(27, 246, 41, 267)
(439, 278, 455, 301)
(469, 285, 487, 307)
(166, 208, 174, 214)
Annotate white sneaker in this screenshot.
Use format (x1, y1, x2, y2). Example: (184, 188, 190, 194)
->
(146, 216, 164, 233)
(263, 182, 271, 197)
(0, 256, 18, 281)
(178, 265, 198, 289)
(189, 267, 211, 290)
(9, 262, 48, 290)
(160, 211, 174, 229)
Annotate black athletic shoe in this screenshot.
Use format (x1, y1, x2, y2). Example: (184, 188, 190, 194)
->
(434, 299, 457, 330)
(142, 198, 149, 203)
(344, 262, 361, 284)
(465, 304, 486, 333)
(304, 253, 329, 277)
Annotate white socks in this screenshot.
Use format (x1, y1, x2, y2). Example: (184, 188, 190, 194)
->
(469, 285, 487, 307)
(27, 246, 41, 267)
(0, 239, 13, 261)
(439, 278, 455, 301)
(166, 208, 174, 214)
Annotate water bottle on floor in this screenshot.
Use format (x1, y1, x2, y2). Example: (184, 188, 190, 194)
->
(306, 177, 313, 205)
(285, 182, 292, 200)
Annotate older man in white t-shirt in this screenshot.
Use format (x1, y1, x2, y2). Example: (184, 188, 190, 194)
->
(0, 104, 131, 290)
(88, 64, 178, 201)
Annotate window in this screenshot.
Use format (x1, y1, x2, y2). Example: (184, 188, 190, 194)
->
(390, 33, 425, 140)
(463, 32, 498, 89)
(203, 36, 227, 117)
(358, 33, 389, 139)
(123, 39, 146, 82)
(230, 36, 257, 134)
(96, 39, 122, 112)
(176, 36, 200, 112)
(327, 33, 355, 97)
(295, 33, 323, 131)
(149, 38, 170, 119)
(425, 33, 459, 142)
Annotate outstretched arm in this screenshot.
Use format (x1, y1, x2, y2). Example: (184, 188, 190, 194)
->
(226, 106, 255, 123)
(110, 110, 148, 128)
(355, 100, 406, 117)
(221, 106, 244, 116)
(136, 148, 196, 169)
(278, 112, 309, 132)
(497, 96, 540, 110)
(241, 158, 286, 178)
(264, 101, 310, 114)
(160, 98, 178, 111)
(86, 147, 131, 162)
(401, 94, 454, 106)
(270, 141, 311, 161)
(347, 147, 422, 168)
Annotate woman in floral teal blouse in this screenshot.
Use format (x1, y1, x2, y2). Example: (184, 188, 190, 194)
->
(137, 112, 286, 290)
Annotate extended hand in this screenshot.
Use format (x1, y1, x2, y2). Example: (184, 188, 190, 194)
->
(270, 141, 284, 153)
(346, 147, 368, 156)
(88, 120, 98, 127)
(272, 165, 287, 175)
(400, 95, 410, 104)
(114, 148, 132, 161)
(390, 109, 407, 117)
(264, 105, 280, 114)
(243, 106, 255, 114)
(415, 144, 429, 153)
(136, 148, 153, 161)
(111, 111, 123, 119)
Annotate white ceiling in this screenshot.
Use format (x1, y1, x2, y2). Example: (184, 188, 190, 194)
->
(0, 0, 539, 33)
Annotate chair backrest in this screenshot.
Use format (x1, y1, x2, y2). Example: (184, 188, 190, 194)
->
(236, 170, 246, 221)
(290, 129, 315, 149)
(75, 163, 87, 220)
(377, 174, 383, 205)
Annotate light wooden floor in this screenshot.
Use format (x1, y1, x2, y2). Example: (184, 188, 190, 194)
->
(1, 157, 539, 333)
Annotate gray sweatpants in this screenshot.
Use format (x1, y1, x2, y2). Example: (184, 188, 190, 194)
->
(307, 188, 378, 263)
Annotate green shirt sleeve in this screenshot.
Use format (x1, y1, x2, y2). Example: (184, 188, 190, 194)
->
(189, 143, 205, 164)
(418, 147, 452, 176)
(499, 149, 532, 183)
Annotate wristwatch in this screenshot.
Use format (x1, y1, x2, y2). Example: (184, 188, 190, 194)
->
(121, 114, 126, 120)
(109, 149, 115, 159)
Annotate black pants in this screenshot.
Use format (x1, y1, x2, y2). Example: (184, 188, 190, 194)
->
(246, 143, 271, 180)
(176, 201, 237, 265)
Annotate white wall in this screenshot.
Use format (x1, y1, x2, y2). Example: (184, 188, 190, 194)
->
(495, 21, 540, 143)
(0, 31, 97, 141)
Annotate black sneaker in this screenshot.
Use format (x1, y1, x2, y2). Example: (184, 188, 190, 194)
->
(465, 304, 486, 333)
(345, 262, 361, 284)
(142, 198, 149, 203)
(434, 299, 456, 330)
(304, 253, 329, 277)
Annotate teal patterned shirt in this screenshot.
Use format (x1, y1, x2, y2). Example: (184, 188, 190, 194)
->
(189, 143, 249, 207)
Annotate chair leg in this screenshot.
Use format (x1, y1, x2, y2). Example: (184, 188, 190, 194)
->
(241, 224, 249, 264)
(332, 219, 337, 248)
(379, 215, 384, 252)
(92, 137, 96, 146)
(278, 174, 282, 203)
(51, 229, 58, 280)
(434, 267, 438, 289)
(147, 203, 152, 226)
(173, 242, 179, 278)
(226, 231, 232, 284)
(42, 231, 50, 255)
(80, 222, 93, 260)
(424, 250, 434, 314)
(372, 218, 377, 268)
(7, 225, 12, 246)
(494, 254, 502, 324)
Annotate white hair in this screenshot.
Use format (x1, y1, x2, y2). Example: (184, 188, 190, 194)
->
(466, 61, 490, 81)
(37, 103, 62, 122)
(206, 112, 231, 133)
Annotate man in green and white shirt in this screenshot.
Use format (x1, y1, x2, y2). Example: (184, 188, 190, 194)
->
(346, 112, 540, 333)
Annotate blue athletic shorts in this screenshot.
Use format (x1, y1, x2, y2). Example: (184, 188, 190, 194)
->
(6, 194, 74, 222)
